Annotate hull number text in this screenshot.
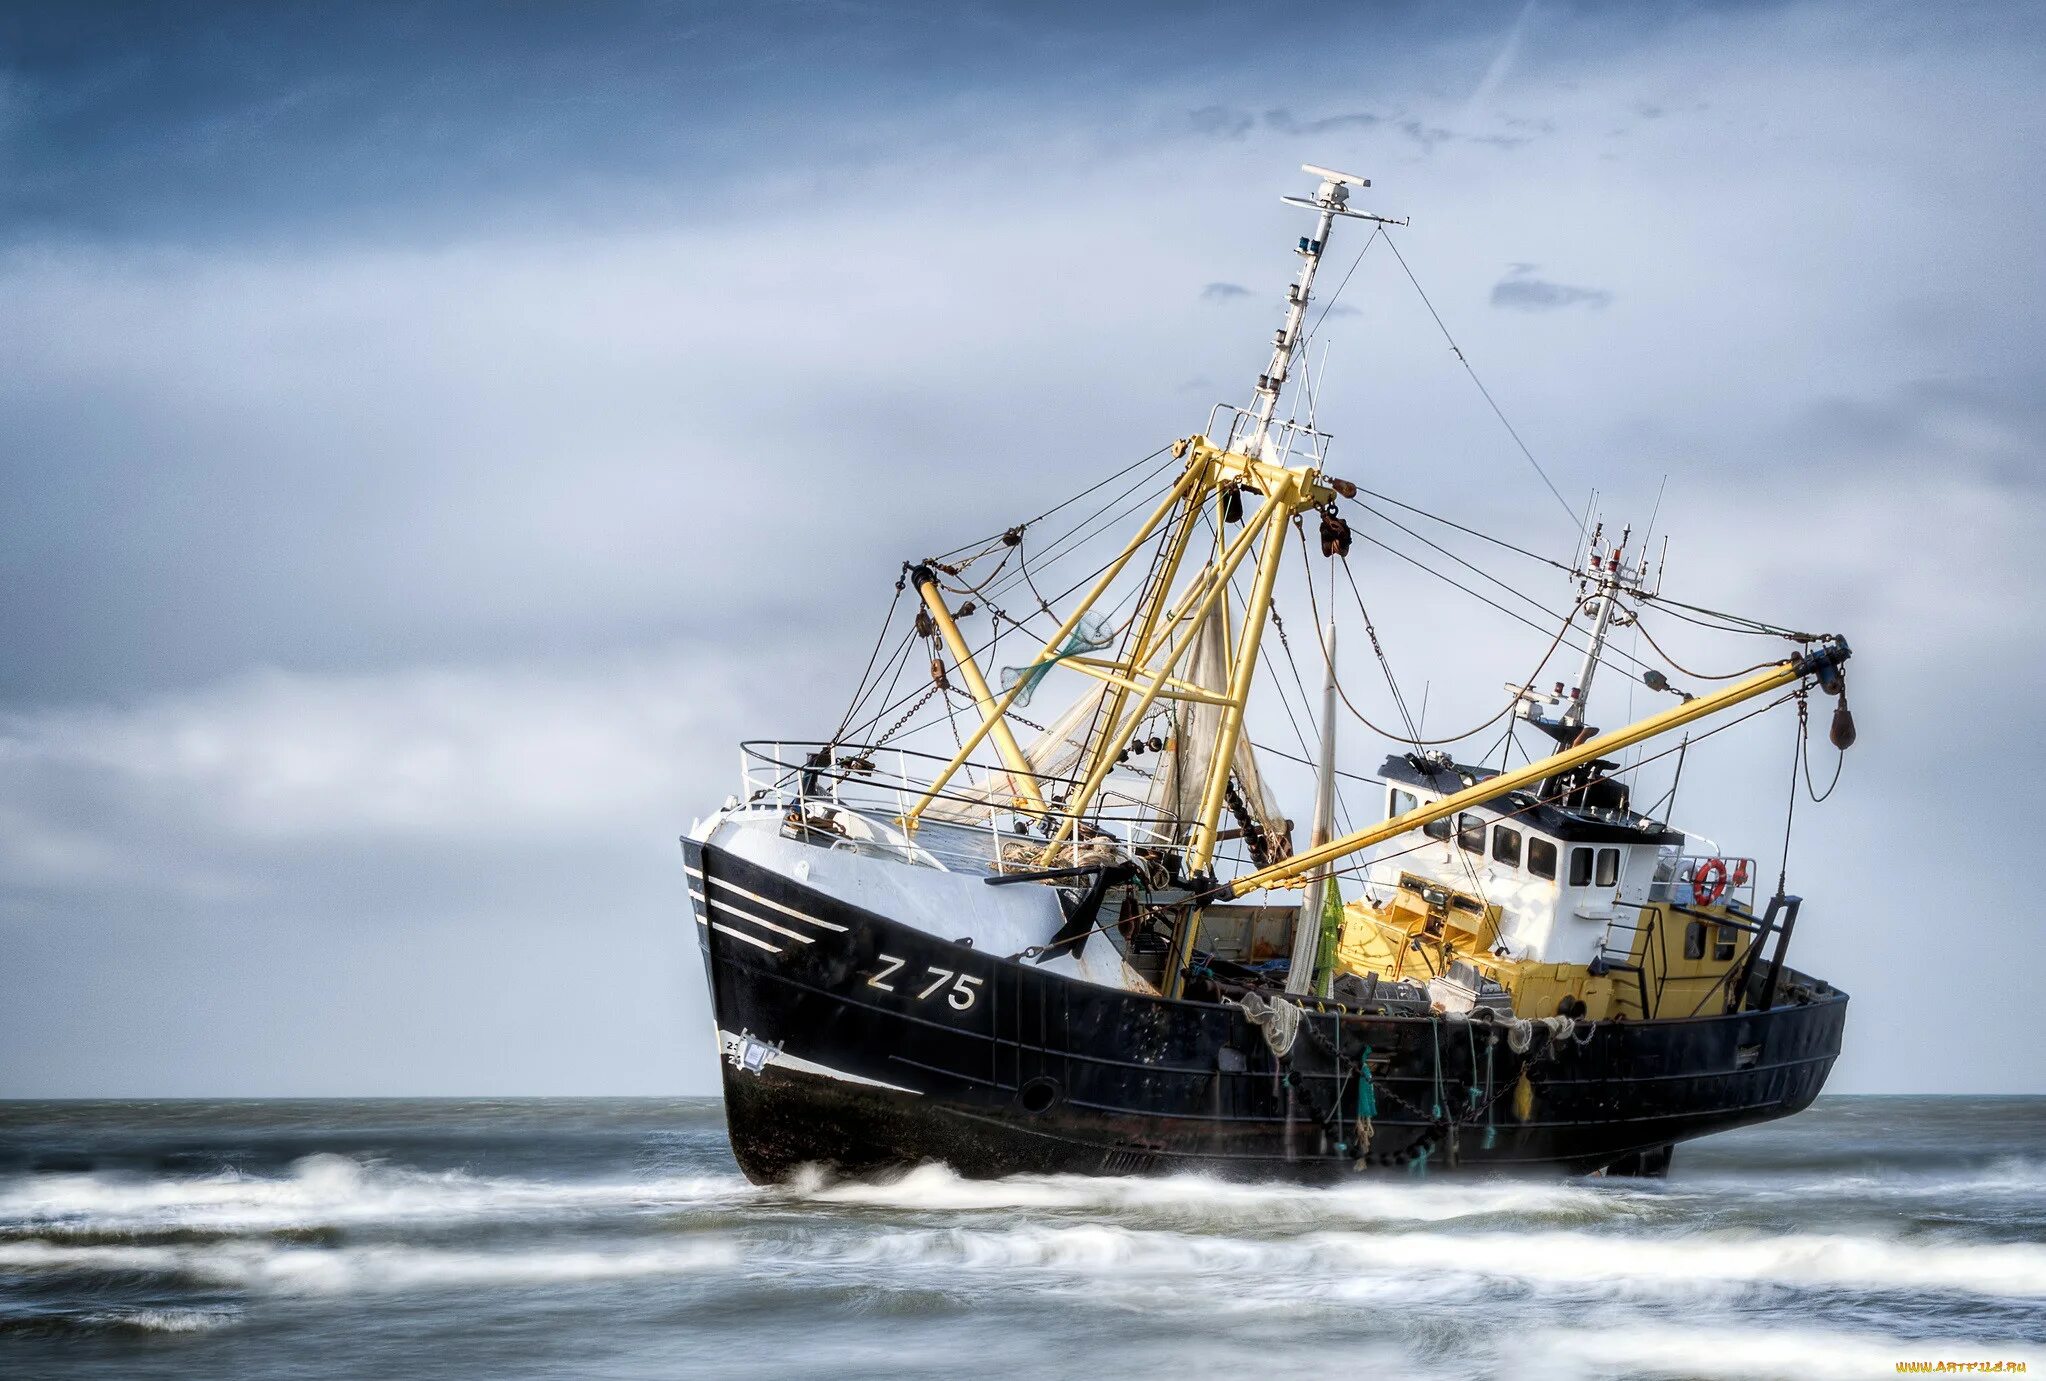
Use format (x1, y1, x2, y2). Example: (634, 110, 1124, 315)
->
(866, 954, 983, 1010)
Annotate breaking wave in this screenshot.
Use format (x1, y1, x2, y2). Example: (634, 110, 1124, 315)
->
(0, 1154, 752, 1238)
(5, 1099, 2042, 1377)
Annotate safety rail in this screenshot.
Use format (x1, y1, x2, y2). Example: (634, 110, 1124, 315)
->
(1202, 404, 1333, 471)
(1649, 852, 1759, 912)
(732, 740, 1270, 880)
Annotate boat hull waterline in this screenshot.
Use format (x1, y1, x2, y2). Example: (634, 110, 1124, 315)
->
(687, 839, 1847, 1183)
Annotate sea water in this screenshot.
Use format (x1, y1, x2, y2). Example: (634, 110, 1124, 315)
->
(1, 1097, 2040, 1379)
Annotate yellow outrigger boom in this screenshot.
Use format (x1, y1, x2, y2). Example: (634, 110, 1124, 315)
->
(1224, 638, 1852, 898)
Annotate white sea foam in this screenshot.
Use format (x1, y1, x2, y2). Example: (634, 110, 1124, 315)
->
(0, 1155, 753, 1235)
(70, 1306, 239, 1335)
(797, 1221, 2046, 1303)
(0, 1238, 743, 1293)
(789, 1163, 1642, 1227)
(1518, 1324, 2043, 1381)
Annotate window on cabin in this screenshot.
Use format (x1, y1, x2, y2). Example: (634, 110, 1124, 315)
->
(1528, 838, 1557, 880)
(1390, 788, 1417, 819)
(1457, 812, 1486, 854)
(1595, 847, 1620, 887)
(1714, 924, 1738, 962)
(1684, 920, 1706, 959)
(1423, 811, 1452, 841)
(1492, 825, 1521, 868)
(1568, 847, 1593, 886)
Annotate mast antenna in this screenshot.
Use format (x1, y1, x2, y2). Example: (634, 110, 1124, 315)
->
(1242, 165, 1406, 459)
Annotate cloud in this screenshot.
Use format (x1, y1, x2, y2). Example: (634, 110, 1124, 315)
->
(1490, 264, 1613, 311)
(1262, 108, 1382, 136)
(0, 652, 763, 855)
(1201, 281, 1252, 301)
(5, 0, 2046, 1097)
(1190, 105, 1253, 139)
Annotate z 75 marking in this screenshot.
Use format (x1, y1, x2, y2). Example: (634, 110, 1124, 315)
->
(865, 954, 983, 1010)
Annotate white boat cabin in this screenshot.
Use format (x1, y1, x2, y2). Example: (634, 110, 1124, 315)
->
(1370, 751, 1685, 968)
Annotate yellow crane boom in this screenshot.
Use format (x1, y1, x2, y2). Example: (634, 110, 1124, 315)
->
(1224, 638, 1851, 899)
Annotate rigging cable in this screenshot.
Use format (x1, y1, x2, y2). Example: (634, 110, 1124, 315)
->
(1630, 615, 1788, 683)
(1300, 225, 1383, 349)
(929, 443, 1176, 565)
(1349, 484, 1574, 575)
(1380, 231, 1580, 531)
(1775, 693, 1805, 898)
(1349, 496, 1658, 677)
(830, 583, 910, 746)
(1307, 550, 1580, 747)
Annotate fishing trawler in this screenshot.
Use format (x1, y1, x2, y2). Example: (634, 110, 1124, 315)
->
(683, 165, 1857, 1182)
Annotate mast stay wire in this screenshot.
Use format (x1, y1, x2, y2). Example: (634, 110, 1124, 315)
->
(928, 442, 1176, 565)
(1380, 231, 1581, 534)
(1314, 546, 1580, 748)
(1340, 479, 1813, 646)
(1348, 497, 1659, 678)
(836, 467, 1181, 750)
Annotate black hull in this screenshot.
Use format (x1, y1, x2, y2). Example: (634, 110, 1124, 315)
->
(687, 839, 1847, 1183)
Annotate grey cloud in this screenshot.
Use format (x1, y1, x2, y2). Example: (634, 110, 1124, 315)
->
(1397, 118, 1455, 149)
(1190, 105, 1254, 139)
(1261, 108, 1382, 135)
(1201, 281, 1252, 301)
(1490, 265, 1613, 311)
(6, 0, 2046, 1099)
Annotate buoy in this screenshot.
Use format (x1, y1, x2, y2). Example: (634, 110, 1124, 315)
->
(1513, 1069, 1535, 1122)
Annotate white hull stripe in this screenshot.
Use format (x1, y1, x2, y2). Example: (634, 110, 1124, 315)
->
(711, 923, 778, 953)
(707, 875, 848, 932)
(718, 1030, 919, 1095)
(687, 888, 708, 927)
(707, 895, 814, 945)
(684, 864, 704, 879)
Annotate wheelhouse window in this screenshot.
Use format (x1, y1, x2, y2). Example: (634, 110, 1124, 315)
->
(1492, 825, 1522, 868)
(1714, 924, 1738, 962)
(1684, 920, 1706, 959)
(1457, 812, 1486, 854)
(1595, 847, 1620, 887)
(1568, 846, 1594, 887)
(1423, 811, 1452, 841)
(1390, 788, 1418, 819)
(1527, 838, 1557, 880)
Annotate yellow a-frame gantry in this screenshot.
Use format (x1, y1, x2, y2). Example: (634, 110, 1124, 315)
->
(904, 436, 1340, 872)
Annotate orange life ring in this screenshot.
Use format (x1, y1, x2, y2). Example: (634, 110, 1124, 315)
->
(1690, 857, 1729, 906)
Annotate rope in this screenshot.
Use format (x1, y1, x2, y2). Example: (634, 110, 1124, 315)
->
(1631, 615, 1786, 683)
(1308, 552, 1578, 747)
(928, 443, 1176, 564)
(830, 585, 909, 746)
(1775, 694, 1805, 898)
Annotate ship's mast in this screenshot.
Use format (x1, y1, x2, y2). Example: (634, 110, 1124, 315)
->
(1561, 522, 1654, 731)
(1244, 169, 1348, 456)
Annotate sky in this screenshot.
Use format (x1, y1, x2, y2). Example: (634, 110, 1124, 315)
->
(2, 0, 2041, 1096)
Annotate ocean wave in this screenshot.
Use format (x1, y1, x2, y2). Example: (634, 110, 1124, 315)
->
(1668, 1156, 2046, 1205)
(786, 1162, 1646, 1228)
(1518, 1324, 2042, 1381)
(0, 1155, 754, 1236)
(813, 1221, 2046, 1302)
(0, 1237, 743, 1293)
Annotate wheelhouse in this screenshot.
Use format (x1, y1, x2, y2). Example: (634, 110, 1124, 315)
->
(1372, 752, 1683, 968)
